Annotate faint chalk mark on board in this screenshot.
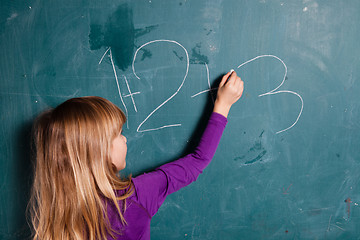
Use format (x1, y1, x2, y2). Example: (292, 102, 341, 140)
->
(282, 184, 292, 195)
(237, 55, 304, 134)
(327, 215, 332, 231)
(326, 214, 346, 232)
(132, 39, 189, 132)
(332, 224, 345, 231)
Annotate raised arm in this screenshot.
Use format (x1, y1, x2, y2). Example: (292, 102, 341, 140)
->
(132, 71, 244, 216)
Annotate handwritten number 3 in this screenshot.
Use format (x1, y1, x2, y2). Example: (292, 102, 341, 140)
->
(237, 55, 303, 134)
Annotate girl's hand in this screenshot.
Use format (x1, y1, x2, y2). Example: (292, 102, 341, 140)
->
(213, 70, 244, 118)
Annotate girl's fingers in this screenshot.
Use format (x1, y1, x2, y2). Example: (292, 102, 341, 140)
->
(219, 71, 232, 87)
(228, 74, 241, 90)
(227, 71, 238, 84)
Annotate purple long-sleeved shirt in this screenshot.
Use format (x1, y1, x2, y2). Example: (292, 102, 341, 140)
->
(107, 112, 227, 239)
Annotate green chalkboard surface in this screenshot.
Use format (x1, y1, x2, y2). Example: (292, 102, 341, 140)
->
(1, 0, 360, 239)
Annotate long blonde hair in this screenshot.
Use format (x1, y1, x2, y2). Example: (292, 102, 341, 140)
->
(29, 96, 134, 240)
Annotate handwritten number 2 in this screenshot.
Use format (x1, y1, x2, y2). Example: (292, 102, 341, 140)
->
(132, 40, 190, 133)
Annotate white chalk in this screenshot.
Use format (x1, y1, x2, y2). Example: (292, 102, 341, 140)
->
(230, 69, 235, 73)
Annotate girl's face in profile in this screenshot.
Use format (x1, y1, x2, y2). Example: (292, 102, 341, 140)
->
(110, 130, 127, 171)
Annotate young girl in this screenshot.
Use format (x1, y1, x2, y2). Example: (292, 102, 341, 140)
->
(29, 71, 244, 240)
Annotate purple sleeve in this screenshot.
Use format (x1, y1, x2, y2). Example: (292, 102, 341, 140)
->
(132, 112, 227, 217)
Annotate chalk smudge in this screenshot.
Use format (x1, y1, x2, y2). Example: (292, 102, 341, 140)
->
(89, 4, 157, 70)
(234, 130, 267, 165)
(204, 28, 213, 36)
(135, 25, 159, 38)
(89, 4, 134, 71)
(7, 13, 18, 22)
(308, 208, 322, 216)
(173, 50, 184, 61)
(140, 48, 152, 61)
(244, 150, 267, 164)
(190, 43, 209, 64)
(89, 24, 104, 50)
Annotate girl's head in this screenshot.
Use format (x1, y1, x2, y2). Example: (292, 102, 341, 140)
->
(30, 96, 133, 240)
(37, 96, 127, 175)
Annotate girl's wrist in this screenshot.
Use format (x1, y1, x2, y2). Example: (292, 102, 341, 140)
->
(213, 100, 231, 118)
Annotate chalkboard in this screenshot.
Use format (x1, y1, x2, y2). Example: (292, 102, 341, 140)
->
(1, 0, 360, 239)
